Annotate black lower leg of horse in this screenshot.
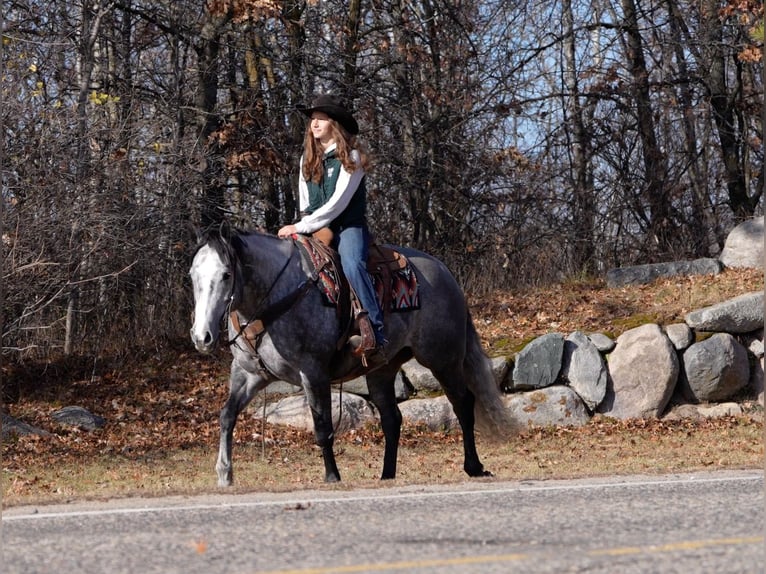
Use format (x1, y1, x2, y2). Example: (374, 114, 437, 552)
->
(306, 396, 341, 482)
(453, 390, 492, 477)
(434, 368, 491, 478)
(314, 424, 340, 482)
(366, 373, 402, 479)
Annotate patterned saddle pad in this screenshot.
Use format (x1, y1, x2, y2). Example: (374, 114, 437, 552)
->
(295, 236, 419, 312)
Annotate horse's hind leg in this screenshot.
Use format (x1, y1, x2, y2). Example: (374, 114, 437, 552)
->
(366, 366, 403, 479)
(430, 366, 491, 477)
(217, 361, 268, 487)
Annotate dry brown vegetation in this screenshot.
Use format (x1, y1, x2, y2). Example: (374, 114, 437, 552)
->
(2, 268, 763, 507)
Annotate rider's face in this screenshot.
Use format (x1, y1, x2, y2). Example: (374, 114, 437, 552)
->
(310, 112, 334, 146)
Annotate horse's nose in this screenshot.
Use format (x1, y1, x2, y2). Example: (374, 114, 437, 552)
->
(190, 327, 215, 353)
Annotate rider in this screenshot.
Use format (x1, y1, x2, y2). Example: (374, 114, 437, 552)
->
(277, 94, 386, 360)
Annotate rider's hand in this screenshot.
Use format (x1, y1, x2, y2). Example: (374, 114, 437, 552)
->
(277, 224, 298, 238)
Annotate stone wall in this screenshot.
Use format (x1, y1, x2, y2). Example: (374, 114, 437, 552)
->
(260, 217, 765, 432)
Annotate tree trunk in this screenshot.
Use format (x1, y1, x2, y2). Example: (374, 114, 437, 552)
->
(196, 9, 233, 227)
(621, 0, 672, 256)
(665, 0, 715, 255)
(562, 0, 595, 274)
(700, 0, 755, 218)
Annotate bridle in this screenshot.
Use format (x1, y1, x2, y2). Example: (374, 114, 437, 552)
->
(223, 240, 319, 351)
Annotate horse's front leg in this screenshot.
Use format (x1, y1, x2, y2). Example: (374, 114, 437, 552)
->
(366, 368, 403, 479)
(303, 378, 340, 482)
(217, 361, 269, 487)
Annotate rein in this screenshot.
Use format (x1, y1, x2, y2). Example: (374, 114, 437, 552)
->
(224, 239, 320, 352)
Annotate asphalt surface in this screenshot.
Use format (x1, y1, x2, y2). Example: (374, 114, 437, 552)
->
(2, 470, 763, 573)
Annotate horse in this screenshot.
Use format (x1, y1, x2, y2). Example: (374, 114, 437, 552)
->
(189, 225, 515, 486)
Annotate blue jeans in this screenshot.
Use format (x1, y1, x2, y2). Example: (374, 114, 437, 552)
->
(336, 224, 385, 345)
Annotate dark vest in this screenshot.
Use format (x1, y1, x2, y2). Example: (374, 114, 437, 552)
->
(305, 150, 366, 231)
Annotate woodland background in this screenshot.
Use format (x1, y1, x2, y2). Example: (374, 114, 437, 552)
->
(1, 0, 763, 365)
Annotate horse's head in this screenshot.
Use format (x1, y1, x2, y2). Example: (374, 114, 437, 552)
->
(189, 228, 239, 354)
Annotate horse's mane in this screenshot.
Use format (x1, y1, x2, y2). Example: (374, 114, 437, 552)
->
(192, 224, 279, 266)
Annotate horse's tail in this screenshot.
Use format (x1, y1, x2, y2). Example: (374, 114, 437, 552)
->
(464, 312, 520, 438)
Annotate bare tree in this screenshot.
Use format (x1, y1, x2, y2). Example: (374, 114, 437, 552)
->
(1, 0, 762, 368)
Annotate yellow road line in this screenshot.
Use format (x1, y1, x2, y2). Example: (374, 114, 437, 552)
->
(588, 536, 764, 556)
(254, 535, 764, 574)
(255, 553, 529, 574)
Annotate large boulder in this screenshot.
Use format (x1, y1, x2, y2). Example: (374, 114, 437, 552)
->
(719, 216, 764, 269)
(663, 402, 743, 421)
(598, 324, 678, 419)
(51, 406, 105, 431)
(679, 333, 750, 402)
(606, 258, 722, 288)
(342, 372, 414, 402)
(401, 360, 442, 393)
(398, 396, 458, 431)
(511, 333, 564, 390)
(502, 386, 590, 428)
(258, 392, 376, 432)
(1, 411, 50, 438)
(561, 331, 607, 410)
(684, 292, 764, 334)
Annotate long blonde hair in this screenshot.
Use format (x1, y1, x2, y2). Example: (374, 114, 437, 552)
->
(302, 119, 370, 183)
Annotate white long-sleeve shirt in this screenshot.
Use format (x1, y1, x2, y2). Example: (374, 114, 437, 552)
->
(294, 145, 366, 235)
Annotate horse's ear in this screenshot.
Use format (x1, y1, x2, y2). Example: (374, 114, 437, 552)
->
(184, 220, 203, 244)
(219, 220, 232, 242)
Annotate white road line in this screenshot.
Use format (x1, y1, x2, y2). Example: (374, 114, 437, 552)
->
(3, 471, 762, 522)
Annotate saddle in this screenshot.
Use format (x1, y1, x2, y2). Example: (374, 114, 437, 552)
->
(294, 231, 419, 356)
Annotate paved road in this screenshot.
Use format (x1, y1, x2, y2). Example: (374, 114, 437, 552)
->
(3, 470, 763, 573)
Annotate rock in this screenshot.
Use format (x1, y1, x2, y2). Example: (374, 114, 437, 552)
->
(587, 333, 615, 353)
(1, 412, 50, 438)
(257, 392, 376, 433)
(502, 386, 590, 428)
(598, 324, 678, 419)
(606, 258, 723, 288)
(512, 333, 564, 390)
(664, 323, 693, 350)
(561, 331, 607, 410)
(263, 380, 301, 395)
(680, 333, 750, 402)
(51, 406, 106, 431)
(401, 360, 442, 393)
(398, 396, 458, 431)
(684, 291, 764, 334)
(719, 216, 764, 269)
(753, 357, 764, 406)
(342, 372, 414, 402)
(490, 356, 510, 388)
(742, 330, 764, 357)
(663, 402, 743, 421)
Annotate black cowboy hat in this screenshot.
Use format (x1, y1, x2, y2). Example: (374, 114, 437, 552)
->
(297, 94, 359, 135)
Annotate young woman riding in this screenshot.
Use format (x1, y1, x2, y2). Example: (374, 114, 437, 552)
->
(277, 94, 386, 360)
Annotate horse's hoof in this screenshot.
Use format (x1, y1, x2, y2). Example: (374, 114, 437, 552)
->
(465, 465, 493, 478)
(217, 468, 233, 487)
(325, 473, 341, 483)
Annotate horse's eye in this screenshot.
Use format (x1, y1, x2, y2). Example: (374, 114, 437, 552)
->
(222, 272, 231, 281)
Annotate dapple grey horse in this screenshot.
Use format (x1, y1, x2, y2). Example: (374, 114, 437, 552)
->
(189, 226, 513, 486)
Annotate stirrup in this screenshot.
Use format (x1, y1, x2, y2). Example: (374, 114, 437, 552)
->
(351, 310, 376, 356)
